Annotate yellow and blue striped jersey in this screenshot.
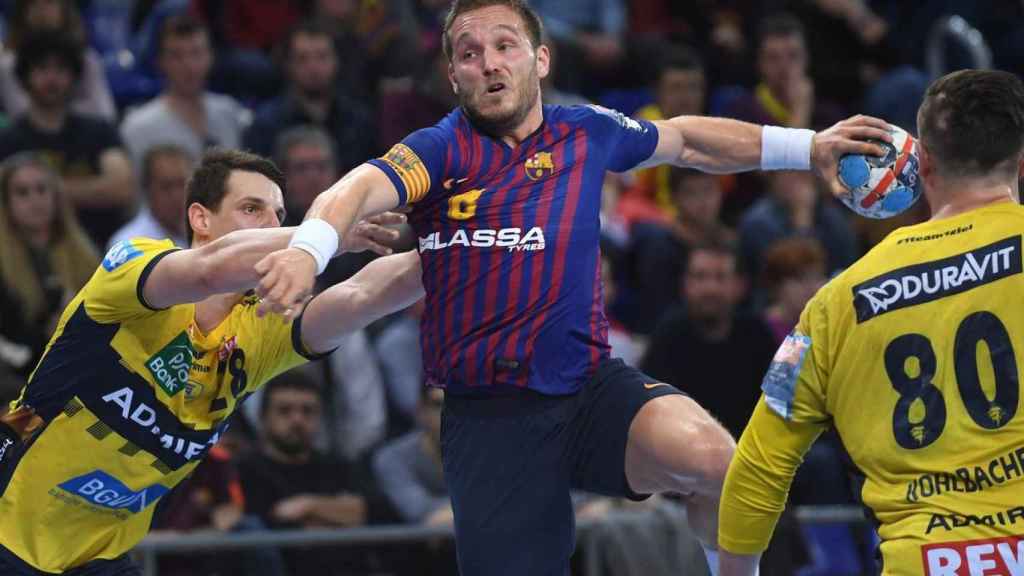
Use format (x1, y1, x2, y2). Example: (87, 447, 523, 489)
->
(0, 237, 313, 572)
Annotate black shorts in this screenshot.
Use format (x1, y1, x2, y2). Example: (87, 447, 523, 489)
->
(0, 544, 141, 576)
(441, 358, 683, 576)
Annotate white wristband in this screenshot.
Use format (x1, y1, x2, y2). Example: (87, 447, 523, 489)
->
(761, 125, 815, 171)
(289, 218, 339, 276)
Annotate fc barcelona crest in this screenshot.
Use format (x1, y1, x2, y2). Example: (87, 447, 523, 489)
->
(524, 152, 555, 180)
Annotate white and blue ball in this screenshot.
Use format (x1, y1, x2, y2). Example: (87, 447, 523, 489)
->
(837, 124, 921, 219)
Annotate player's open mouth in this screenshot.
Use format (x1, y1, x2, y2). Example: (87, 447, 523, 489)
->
(487, 83, 506, 94)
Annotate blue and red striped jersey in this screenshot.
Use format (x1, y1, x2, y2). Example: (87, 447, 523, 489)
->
(368, 104, 659, 395)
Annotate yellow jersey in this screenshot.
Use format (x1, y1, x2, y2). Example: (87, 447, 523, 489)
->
(0, 238, 314, 572)
(720, 201, 1024, 575)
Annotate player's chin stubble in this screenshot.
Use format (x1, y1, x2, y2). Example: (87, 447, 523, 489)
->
(459, 71, 540, 138)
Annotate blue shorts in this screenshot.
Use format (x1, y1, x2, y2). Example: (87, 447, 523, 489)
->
(441, 358, 683, 576)
(0, 545, 141, 576)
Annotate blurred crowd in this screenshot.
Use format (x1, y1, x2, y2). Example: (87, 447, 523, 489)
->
(0, 0, 1021, 574)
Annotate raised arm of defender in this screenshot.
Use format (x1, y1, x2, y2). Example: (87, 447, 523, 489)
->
(143, 211, 403, 310)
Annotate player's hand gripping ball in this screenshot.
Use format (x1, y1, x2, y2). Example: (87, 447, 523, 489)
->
(837, 124, 921, 219)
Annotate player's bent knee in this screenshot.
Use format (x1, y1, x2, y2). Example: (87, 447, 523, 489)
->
(628, 394, 735, 495)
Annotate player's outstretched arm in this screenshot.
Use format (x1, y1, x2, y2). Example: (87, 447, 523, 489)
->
(299, 250, 424, 355)
(644, 114, 892, 190)
(255, 164, 402, 318)
(717, 399, 824, 576)
(142, 213, 403, 310)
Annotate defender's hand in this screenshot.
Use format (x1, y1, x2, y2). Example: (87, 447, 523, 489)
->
(255, 248, 317, 319)
(811, 114, 892, 199)
(341, 211, 406, 255)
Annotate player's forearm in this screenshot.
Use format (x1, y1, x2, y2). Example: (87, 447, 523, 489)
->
(305, 494, 367, 526)
(665, 116, 764, 174)
(195, 227, 295, 295)
(719, 551, 762, 576)
(304, 164, 399, 256)
(62, 172, 134, 208)
(718, 400, 820, 555)
(301, 250, 423, 353)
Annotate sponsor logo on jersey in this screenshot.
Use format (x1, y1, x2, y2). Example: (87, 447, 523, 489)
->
(57, 470, 169, 514)
(588, 105, 647, 134)
(146, 332, 196, 397)
(926, 506, 1024, 536)
(761, 331, 812, 420)
(99, 385, 225, 464)
(101, 240, 144, 272)
(184, 380, 204, 402)
(0, 437, 13, 464)
(418, 227, 546, 253)
(853, 236, 1022, 323)
(525, 151, 555, 180)
(922, 535, 1024, 575)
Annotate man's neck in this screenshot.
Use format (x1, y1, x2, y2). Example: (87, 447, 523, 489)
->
(264, 443, 313, 466)
(193, 292, 245, 333)
(27, 104, 68, 133)
(164, 90, 204, 112)
(498, 100, 544, 148)
(928, 179, 1018, 221)
(293, 89, 333, 123)
(690, 314, 733, 342)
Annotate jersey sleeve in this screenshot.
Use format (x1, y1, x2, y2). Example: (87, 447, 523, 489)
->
(718, 292, 834, 554)
(81, 237, 180, 324)
(366, 125, 450, 206)
(239, 302, 332, 394)
(583, 105, 659, 172)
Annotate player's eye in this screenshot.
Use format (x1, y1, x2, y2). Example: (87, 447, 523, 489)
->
(243, 205, 259, 214)
(463, 50, 476, 60)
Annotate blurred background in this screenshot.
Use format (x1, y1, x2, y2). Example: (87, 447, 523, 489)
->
(0, 0, 1020, 574)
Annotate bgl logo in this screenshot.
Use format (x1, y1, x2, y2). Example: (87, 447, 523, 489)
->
(59, 470, 169, 514)
(852, 236, 1022, 323)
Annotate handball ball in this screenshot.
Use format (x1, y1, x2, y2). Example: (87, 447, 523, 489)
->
(837, 124, 921, 219)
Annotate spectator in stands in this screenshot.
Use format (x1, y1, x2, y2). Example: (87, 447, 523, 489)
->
(601, 255, 643, 366)
(151, 445, 289, 576)
(190, 0, 301, 100)
(641, 240, 775, 440)
(759, 238, 827, 343)
(239, 370, 378, 575)
(624, 48, 707, 223)
(624, 168, 732, 334)
(309, 0, 419, 100)
(373, 387, 449, 525)
(244, 20, 377, 172)
(108, 144, 191, 249)
(120, 14, 248, 171)
(274, 125, 339, 228)
(738, 170, 857, 283)
(0, 33, 135, 248)
(530, 0, 627, 94)
(0, 152, 99, 376)
(0, 0, 116, 121)
(377, 48, 457, 149)
(372, 299, 425, 430)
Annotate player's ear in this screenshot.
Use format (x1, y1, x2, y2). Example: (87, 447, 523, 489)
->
(448, 61, 459, 95)
(187, 202, 210, 242)
(535, 44, 551, 80)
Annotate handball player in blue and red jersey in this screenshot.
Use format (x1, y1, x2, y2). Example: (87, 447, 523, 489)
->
(254, 1, 889, 573)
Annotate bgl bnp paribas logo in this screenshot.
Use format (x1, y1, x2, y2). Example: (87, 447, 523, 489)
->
(852, 236, 1021, 323)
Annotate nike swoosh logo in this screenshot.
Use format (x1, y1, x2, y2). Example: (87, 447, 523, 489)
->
(643, 382, 670, 390)
(443, 177, 470, 190)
